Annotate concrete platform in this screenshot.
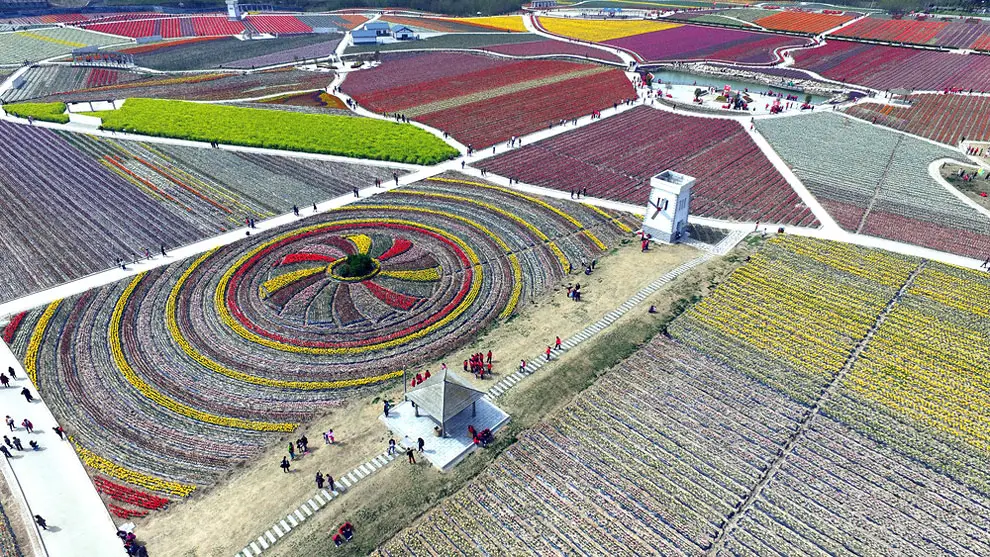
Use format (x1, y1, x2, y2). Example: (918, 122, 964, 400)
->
(380, 399, 509, 471)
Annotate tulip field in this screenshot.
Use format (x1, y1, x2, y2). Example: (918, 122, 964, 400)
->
(379, 236, 990, 555)
(844, 93, 990, 144)
(753, 11, 855, 34)
(341, 52, 634, 147)
(5, 175, 634, 516)
(0, 120, 405, 302)
(790, 41, 990, 91)
(603, 23, 809, 64)
(834, 15, 990, 50)
(0, 27, 129, 65)
(756, 112, 990, 258)
(478, 106, 818, 226)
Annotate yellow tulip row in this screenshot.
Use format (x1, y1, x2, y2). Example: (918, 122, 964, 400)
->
(909, 266, 990, 318)
(851, 305, 989, 452)
(772, 236, 915, 288)
(72, 439, 196, 497)
(23, 300, 61, 387)
(345, 234, 372, 255)
(167, 250, 405, 390)
(426, 177, 611, 249)
(380, 266, 441, 282)
(112, 274, 296, 432)
(214, 215, 486, 354)
(501, 254, 523, 321)
(258, 267, 325, 299)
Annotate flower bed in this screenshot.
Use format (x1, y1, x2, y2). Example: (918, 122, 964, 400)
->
(480, 39, 623, 63)
(478, 106, 817, 226)
(343, 31, 545, 54)
(605, 23, 809, 64)
(3, 101, 68, 123)
(537, 17, 683, 42)
(224, 36, 341, 68)
(90, 99, 458, 164)
(342, 52, 632, 147)
(753, 11, 854, 34)
(130, 34, 335, 71)
(32, 69, 333, 103)
(845, 93, 990, 144)
(791, 41, 990, 91)
(756, 112, 988, 258)
(0, 27, 129, 65)
(831, 16, 990, 49)
(9, 175, 631, 495)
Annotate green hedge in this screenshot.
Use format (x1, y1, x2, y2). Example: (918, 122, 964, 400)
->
(90, 98, 458, 165)
(4, 102, 69, 123)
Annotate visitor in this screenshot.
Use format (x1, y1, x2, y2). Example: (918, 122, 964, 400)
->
(20, 388, 33, 403)
(0, 446, 10, 459)
(280, 456, 290, 473)
(340, 522, 354, 541)
(545, 346, 552, 361)
(417, 437, 425, 453)
(649, 305, 658, 314)
(313, 203, 318, 212)
(316, 471, 325, 490)
(406, 447, 416, 464)
(0, 374, 8, 388)
(293, 205, 299, 216)
(393, 172, 399, 187)
(29, 440, 39, 451)
(34, 515, 47, 531)
(3, 437, 10, 449)
(327, 474, 335, 492)
(486, 351, 492, 364)
(160, 244, 167, 257)
(353, 187, 359, 198)
(300, 435, 309, 452)
(288, 442, 295, 460)
(388, 438, 396, 455)
(12, 437, 22, 451)
(555, 336, 562, 350)
(4, 417, 12, 432)
(383, 400, 390, 417)
(52, 426, 64, 440)
(21, 419, 32, 433)
(519, 359, 526, 373)
(7, 366, 15, 380)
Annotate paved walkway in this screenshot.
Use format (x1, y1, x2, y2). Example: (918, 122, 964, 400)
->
(0, 341, 125, 556)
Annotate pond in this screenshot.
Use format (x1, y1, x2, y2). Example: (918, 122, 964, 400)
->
(648, 69, 831, 104)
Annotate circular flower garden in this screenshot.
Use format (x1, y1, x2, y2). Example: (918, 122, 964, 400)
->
(7, 176, 637, 513)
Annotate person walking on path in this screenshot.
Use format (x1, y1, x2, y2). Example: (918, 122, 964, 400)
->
(52, 426, 64, 440)
(6, 366, 15, 380)
(20, 420, 32, 434)
(34, 515, 47, 530)
(520, 359, 526, 373)
(293, 205, 299, 216)
(316, 471, 325, 490)
(0, 374, 9, 388)
(160, 244, 167, 258)
(545, 346, 552, 361)
(12, 437, 22, 451)
(383, 400, 390, 417)
(280, 456, 291, 473)
(393, 172, 399, 187)
(486, 351, 493, 364)
(4, 417, 12, 432)
(983, 255, 990, 269)
(406, 447, 416, 464)
(417, 437, 425, 453)
(323, 430, 333, 444)
(19, 388, 32, 403)
(327, 474, 335, 492)
(3, 437, 11, 449)
(388, 438, 396, 455)
(353, 187, 359, 198)
(288, 442, 295, 460)
(0, 446, 10, 459)
(555, 336, 562, 350)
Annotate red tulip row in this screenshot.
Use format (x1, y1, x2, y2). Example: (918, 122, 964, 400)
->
(107, 503, 150, 520)
(94, 476, 171, 510)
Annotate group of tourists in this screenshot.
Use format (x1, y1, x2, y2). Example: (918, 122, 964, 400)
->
(465, 351, 493, 379)
(315, 470, 335, 492)
(331, 521, 355, 546)
(965, 146, 986, 157)
(467, 425, 494, 448)
(117, 529, 148, 556)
